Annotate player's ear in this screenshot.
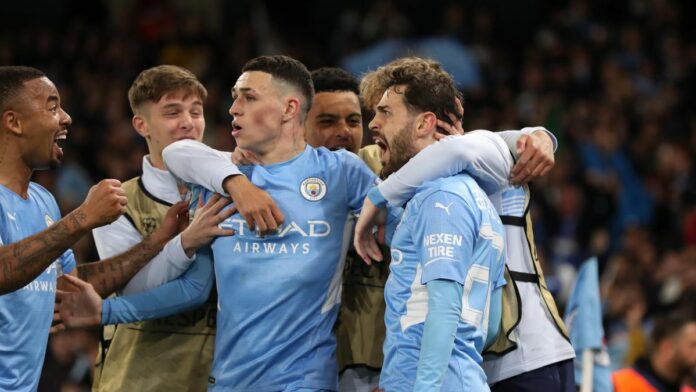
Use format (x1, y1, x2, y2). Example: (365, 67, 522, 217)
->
(132, 115, 149, 138)
(282, 96, 301, 122)
(1, 109, 23, 136)
(415, 112, 437, 139)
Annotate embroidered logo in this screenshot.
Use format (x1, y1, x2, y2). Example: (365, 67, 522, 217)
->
(434, 202, 454, 215)
(300, 177, 327, 201)
(141, 217, 158, 235)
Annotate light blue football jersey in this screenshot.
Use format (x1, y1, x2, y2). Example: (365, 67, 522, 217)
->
(201, 145, 376, 391)
(381, 174, 506, 391)
(0, 183, 76, 391)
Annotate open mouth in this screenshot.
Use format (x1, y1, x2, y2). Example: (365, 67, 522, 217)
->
(54, 133, 67, 152)
(231, 122, 243, 137)
(373, 136, 387, 153)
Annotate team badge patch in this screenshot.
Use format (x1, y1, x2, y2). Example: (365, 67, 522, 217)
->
(44, 213, 55, 227)
(300, 177, 327, 201)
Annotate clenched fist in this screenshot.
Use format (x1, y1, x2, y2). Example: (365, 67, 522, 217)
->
(78, 179, 128, 228)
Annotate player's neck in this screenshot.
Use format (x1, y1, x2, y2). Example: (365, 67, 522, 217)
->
(254, 124, 306, 165)
(0, 149, 32, 197)
(148, 153, 167, 171)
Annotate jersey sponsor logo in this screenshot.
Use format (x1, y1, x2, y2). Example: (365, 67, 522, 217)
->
(434, 201, 454, 215)
(44, 213, 54, 227)
(230, 241, 311, 255)
(424, 232, 462, 262)
(21, 261, 60, 292)
(6, 211, 16, 221)
(220, 219, 331, 255)
(299, 177, 327, 201)
(221, 219, 331, 238)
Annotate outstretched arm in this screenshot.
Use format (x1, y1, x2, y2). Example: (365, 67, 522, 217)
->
(372, 128, 556, 209)
(74, 201, 189, 297)
(55, 246, 214, 329)
(0, 180, 126, 294)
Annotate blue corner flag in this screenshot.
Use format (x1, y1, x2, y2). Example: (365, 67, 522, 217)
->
(564, 257, 614, 392)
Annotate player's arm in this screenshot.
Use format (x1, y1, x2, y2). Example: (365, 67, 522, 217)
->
(0, 179, 126, 295)
(55, 246, 214, 329)
(92, 215, 194, 296)
(497, 127, 556, 184)
(162, 139, 284, 235)
(417, 279, 464, 390)
(91, 193, 234, 296)
(371, 128, 555, 209)
(412, 191, 478, 389)
(70, 201, 190, 297)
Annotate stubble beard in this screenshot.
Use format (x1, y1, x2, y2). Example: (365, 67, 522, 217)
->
(379, 123, 418, 180)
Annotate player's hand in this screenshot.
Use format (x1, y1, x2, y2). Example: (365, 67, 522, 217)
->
(150, 201, 190, 245)
(181, 194, 236, 257)
(371, 388, 385, 392)
(435, 97, 464, 140)
(77, 179, 128, 228)
(231, 147, 261, 165)
(223, 175, 284, 236)
(510, 130, 555, 185)
(353, 197, 386, 265)
(53, 274, 102, 331)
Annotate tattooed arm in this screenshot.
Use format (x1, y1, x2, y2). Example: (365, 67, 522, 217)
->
(0, 180, 126, 295)
(73, 201, 189, 298)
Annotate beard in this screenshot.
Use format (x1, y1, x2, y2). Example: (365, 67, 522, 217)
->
(379, 122, 419, 180)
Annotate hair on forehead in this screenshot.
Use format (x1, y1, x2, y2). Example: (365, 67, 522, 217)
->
(0, 66, 46, 111)
(361, 57, 463, 127)
(311, 67, 359, 95)
(242, 55, 314, 116)
(128, 65, 207, 114)
(360, 57, 441, 110)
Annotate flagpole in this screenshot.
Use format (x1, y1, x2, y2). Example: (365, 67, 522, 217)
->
(581, 348, 593, 392)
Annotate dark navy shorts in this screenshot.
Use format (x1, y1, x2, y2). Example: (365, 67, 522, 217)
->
(491, 359, 576, 392)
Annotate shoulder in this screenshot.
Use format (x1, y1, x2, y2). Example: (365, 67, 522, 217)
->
(415, 174, 479, 203)
(29, 182, 59, 205)
(121, 177, 141, 193)
(29, 181, 53, 196)
(312, 146, 369, 171)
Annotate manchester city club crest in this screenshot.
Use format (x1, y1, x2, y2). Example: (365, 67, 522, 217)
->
(44, 213, 55, 227)
(300, 177, 327, 201)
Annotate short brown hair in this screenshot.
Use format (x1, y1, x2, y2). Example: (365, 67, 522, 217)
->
(242, 55, 314, 118)
(128, 65, 207, 114)
(360, 57, 462, 127)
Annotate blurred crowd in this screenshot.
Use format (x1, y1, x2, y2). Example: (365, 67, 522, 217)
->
(2, 0, 694, 390)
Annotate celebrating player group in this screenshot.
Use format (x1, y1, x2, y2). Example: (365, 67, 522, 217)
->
(0, 54, 571, 392)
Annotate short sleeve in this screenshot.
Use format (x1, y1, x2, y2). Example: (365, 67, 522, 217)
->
(412, 192, 477, 285)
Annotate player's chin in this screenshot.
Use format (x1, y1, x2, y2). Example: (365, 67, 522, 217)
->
(48, 155, 63, 170)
